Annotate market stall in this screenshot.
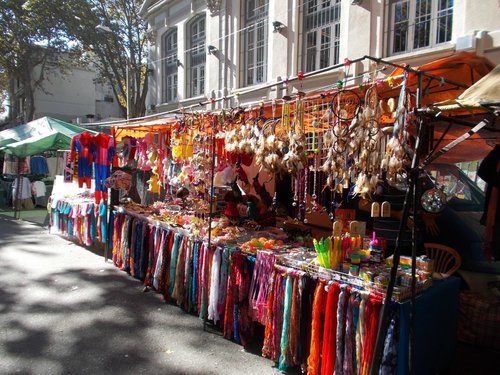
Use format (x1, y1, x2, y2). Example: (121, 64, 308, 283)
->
(48, 52, 497, 374)
(0, 117, 97, 217)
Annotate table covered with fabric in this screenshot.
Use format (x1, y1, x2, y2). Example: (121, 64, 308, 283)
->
(397, 277, 460, 374)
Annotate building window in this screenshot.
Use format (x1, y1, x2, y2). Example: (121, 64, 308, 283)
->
(188, 15, 206, 97)
(163, 28, 178, 103)
(389, 0, 453, 55)
(304, 0, 341, 73)
(243, 0, 269, 86)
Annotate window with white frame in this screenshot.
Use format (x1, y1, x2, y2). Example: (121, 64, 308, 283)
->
(389, 0, 453, 55)
(243, 0, 269, 86)
(163, 28, 178, 103)
(188, 15, 206, 97)
(304, 0, 341, 73)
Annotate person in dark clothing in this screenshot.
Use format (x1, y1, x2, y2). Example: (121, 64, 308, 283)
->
(477, 144, 500, 260)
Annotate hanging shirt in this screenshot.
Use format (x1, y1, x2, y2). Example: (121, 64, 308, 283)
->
(12, 176, 32, 200)
(31, 181, 46, 198)
(30, 156, 49, 174)
(70, 132, 94, 178)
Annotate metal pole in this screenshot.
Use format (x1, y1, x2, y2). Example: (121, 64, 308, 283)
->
(203, 114, 218, 331)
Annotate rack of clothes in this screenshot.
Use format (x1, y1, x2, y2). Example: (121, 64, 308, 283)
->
(103, 205, 459, 375)
(48, 193, 103, 246)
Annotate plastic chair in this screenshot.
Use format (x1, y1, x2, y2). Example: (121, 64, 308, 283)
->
(424, 243, 462, 278)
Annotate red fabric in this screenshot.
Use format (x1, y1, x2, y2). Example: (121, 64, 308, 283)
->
(307, 281, 326, 375)
(321, 282, 340, 375)
(361, 293, 383, 375)
(262, 270, 276, 359)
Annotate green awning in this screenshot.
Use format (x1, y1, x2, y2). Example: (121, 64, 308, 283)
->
(0, 117, 96, 157)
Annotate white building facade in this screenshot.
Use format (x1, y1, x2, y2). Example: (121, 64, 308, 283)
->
(9, 61, 122, 126)
(140, 0, 500, 112)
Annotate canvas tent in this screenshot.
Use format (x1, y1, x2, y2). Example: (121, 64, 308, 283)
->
(0, 116, 95, 157)
(420, 63, 500, 164)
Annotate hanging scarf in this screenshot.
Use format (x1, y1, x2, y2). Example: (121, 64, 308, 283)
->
(307, 280, 326, 375)
(262, 269, 276, 359)
(361, 293, 383, 375)
(321, 282, 340, 375)
(335, 284, 351, 375)
(288, 275, 301, 366)
(271, 270, 285, 361)
(208, 247, 222, 323)
(379, 305, 399, 375)
(356, 291, 369, 372)
(172, 235, 187, 305)
(343, 291, 359, 375)
(278, 274, 293, 371)
(168, 233, 182, 297)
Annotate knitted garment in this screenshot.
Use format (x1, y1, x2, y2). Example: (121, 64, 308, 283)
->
(208, 247, 222, 324)
(249, 250, 275, 325)
(288, 276, 301, 366)
(361, 293, 383, 375)
(334, 284, 350, 375)
(262, 269, 276, 359)
(343, 291, 359, 375)
(172, 236, 187, 305)
(307, 280, 326, 375)
(153, 229, 167, 290)
(278, 274, 293, 371)
(183, 238, 193, 312)
(168, 233, 182, 297)
(191, 241, 199, 312)
(379, 306, 399, 375)
(356, 291, 369, 372)
(217, 247, 231, 318)
(321, 282, 340, 375)
(271, 270, 285, 361)
(299, 277, 316, 371)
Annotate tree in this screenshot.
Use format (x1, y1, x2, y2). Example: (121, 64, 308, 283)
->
(62, 0, 149, 119)
(0, 0, 73, 122)
(0, 0, 149, 124)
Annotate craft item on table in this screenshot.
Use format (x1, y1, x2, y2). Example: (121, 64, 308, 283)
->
(70, 131, 94, 188)
(330, 236, 342, 270)
(369, 231, 382, 262)
(381, 201, 391, 217)
(313, 237, 331, 268)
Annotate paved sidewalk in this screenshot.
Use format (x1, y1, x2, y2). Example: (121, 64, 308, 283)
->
(0, 217, 285, 375)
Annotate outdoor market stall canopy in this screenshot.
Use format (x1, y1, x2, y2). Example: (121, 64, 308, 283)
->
(419, 63, 500, 164)
(0, 117, 97, 158)
(102, 52, 496, 161)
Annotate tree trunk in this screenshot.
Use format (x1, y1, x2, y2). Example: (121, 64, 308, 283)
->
(21, 67, 36, 122)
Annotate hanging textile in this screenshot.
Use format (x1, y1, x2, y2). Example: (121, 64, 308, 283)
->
(321, 282, 340, 375)
(307, 280, 326, 375)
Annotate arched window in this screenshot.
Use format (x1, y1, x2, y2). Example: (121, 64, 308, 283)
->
(243, 0, 268, 86)
(304, 0, 341, 73)
(188, 14, 206, 97)
(163, 28, 178, 103)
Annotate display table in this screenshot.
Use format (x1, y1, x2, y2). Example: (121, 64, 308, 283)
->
(397, 277, 460, 375)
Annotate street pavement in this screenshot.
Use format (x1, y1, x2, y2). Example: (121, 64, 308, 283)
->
(0, 216, 286, 375)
